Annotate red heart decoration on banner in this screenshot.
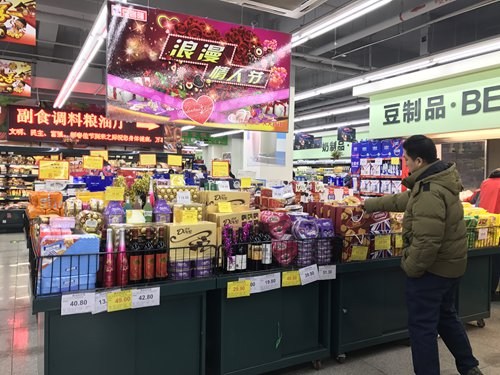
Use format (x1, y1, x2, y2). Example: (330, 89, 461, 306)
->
(182, 95, 214, 124)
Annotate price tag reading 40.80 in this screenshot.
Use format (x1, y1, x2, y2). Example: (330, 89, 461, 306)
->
(299, 264, 320, 285)
(132, 287, 160, 309)
(61, 292, 95, 316)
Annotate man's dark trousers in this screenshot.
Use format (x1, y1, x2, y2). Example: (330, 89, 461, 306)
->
(406, 272, 479, 375)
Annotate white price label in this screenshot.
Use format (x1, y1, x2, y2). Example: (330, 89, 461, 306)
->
(92, 292, 108, 314)
(318, 265, 337, 280)
(216, 181, 231, 191)
(61, 292, 95, 316)
(238, 277, 261, 294)
(272, 187, 285, 198)
(283, 185, 294, 195)
(176, 190, 191, 204)
(374, 158, 383, 165)
(478, 228, 488, 241)
(132, 287, 160, 309)
(299, 264, 320, 285)
(360, 159, 368, 166)
(259, 273, 281, 293)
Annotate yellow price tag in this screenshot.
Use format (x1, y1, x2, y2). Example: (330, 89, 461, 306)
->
(105, 186, 125, 202)
(391, 157, 400, 165)
(170, 174, 185, 187)
(227, 280, 251, 299)
(83, 155, 104, 170)
(50, 154, 59, 161)
(351, 246, 368, 261)
(107, 290, 132, 312)
(168, 154, 183, 167)
(218, 202, 232, 213)
(39, 160, 70, 180)
(212, 160, 229, 177)
(241, 177, 252, 188)
(181, 210, 198, 224)
(282, 271, 301, 287)
(140, 154, 157, 166)
(394, 234, 403, 248)
(90, 150, 108, 161)
(126, 209, 146, 224)
(375, 235, 391, 251)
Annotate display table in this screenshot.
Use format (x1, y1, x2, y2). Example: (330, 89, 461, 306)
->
(206, 272, 330, 375)
(331, 247, 498, 362)
(32, 278, 216, 375)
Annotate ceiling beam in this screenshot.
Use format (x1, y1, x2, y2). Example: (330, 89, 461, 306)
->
(293, 52, 370, 71)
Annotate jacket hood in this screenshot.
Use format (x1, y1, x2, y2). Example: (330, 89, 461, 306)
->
(404, 160, 463, 195)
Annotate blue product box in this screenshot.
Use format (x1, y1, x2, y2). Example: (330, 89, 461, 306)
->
(380, 139, 393, 157)
(40, 235, 100, 278)
(351, 142, 360, 157)
(369, 141, 381, 157)
(351, 156, 360, 174)
(359, 141, 370, 158)
(37, 273, 97, 295)
(392, 139, 404, 157)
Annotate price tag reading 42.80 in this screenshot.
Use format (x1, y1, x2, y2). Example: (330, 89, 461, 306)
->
(61, 292, 95, 316)
(132, 287, 160, 309)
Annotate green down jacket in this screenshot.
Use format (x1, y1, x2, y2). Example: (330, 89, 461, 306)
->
(364, 160, 467, 278)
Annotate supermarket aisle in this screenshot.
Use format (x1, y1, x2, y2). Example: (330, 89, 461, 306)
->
(0, 232, 499, 375)
(0, 232, 38, 375)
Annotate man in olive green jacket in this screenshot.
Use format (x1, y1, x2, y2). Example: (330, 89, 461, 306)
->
(364, 135, 481, 375)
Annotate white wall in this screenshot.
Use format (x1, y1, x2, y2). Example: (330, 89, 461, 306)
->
(202, 137, 244, 174)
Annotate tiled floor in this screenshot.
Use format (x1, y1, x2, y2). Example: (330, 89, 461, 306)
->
(0, 232, 498, 375)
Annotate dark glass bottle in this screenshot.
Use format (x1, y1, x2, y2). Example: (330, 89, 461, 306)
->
(248, 226, 262, 272)
(234, 228, 247, 271)
(129, 228, 143, 284)
(155, 226, 168, 281)
(261, 231, 273, 270)
(143, 227, 156, 282)
(225, 227, 236, 273)
(116, 228, 129, 286)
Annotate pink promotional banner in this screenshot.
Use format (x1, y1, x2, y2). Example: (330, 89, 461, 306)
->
(106, 1, 291, 133)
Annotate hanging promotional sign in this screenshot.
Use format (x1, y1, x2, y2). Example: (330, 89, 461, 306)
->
(106, 1, 291, 132)
(182, 131, 228, 146)
(0, 59, 31, 97)
(0, 1, 36, 46)
(368, 67, 500, 139)
(8, 106, 164, 148)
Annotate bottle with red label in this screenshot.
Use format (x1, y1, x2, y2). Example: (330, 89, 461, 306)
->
(116, 228, 129, 286)
(128, 228, 143, 284)
(155, 226, 168, 281)
(143, 227, 156, 282)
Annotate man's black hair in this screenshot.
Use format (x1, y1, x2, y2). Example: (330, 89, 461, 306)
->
(403, 135, 438, 164)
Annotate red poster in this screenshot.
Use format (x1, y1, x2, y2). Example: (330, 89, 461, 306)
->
(106, 1, 291, 132)
(0, 59, 31, 97)
(7, 106, 164, 148)
(0, 1, 36, 46)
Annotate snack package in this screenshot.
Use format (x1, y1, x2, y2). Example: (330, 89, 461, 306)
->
(76, 210, 104, 236)
(260, 211, 292, 240)
(272, 234, 297, 266)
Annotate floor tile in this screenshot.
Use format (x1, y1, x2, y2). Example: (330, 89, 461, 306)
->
(0, 310, 15, 332)
(0, 329, 12, 352)
(12, 352, 37, 375)
(0, 354, 12, 374)
(12, 326, 39, 356)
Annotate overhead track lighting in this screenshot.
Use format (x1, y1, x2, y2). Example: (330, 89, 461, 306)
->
(292, 0, 393, 48)
(294, 119, 369, 134)
(295, 103, 369, 122)
(210, 130, 244, 138)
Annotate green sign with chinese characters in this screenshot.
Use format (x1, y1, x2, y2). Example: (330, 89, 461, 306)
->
(369, 67, 500, 139)
(182, 131, 228, 145)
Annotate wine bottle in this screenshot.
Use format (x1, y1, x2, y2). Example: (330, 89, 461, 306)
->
(128, 228, 143, 284)
(155, 226, 168, 281)
(143, 227, 156, 282)
(143, 191, 153, 223)
(235, 228, 247, 271)
(116, 228, 129, 286)
(225, 227, 236, 273)
(261, 231, 273, 270)
(248, 226, 262, 272)
(103, 228, 115, 288)
(123, 197, 132, 212)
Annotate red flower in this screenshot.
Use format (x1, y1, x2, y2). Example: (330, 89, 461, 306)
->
(176, 23, 188, 35)
(187, 26, 203, 38)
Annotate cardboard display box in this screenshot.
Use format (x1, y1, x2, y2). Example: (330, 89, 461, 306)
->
(207, 210, 260, 244)
(200, 191, 250, 208)
(166, 221, 217, 260)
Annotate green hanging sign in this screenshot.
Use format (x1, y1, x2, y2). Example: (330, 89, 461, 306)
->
(182, 131, 228, 146)
(368, 67, 500, 139)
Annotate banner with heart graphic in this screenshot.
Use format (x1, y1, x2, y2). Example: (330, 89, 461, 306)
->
(106, 1, 291, 133)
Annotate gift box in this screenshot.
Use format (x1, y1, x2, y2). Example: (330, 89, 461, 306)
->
(369, 141, 381, 158)
(260, 211, 292, 240)
(333, 206, 390, 236)
(166, 222, 217, 260)
(359, 141, 370, 158)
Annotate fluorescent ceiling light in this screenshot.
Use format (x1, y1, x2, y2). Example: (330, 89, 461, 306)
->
(181, 126, 195, 131)
(54, 1, 127, 109)
(295, 35, 500, 103)
(210, 130, 244, 138)
(294, 118, 369, 133)
(292, 0, 393, 48)
(295, 103, 369, 122)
